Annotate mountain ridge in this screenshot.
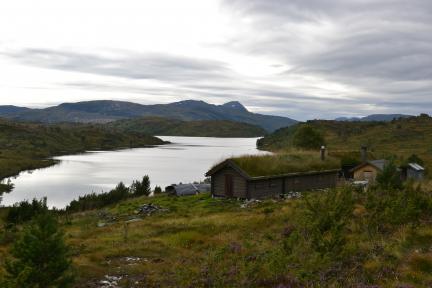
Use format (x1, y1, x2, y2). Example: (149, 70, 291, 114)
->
(0, 100, 297, 132)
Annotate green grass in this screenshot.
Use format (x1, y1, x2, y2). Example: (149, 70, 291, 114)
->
(230, 152, 340, 177)
(2, 191, 432, 287)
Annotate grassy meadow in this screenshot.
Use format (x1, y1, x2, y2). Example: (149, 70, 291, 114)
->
(2, 189, 432, 287)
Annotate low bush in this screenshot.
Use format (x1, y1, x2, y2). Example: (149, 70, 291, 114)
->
(6, 198, 48, 225)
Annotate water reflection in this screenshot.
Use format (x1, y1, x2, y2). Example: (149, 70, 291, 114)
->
(2, 136, 266, 208)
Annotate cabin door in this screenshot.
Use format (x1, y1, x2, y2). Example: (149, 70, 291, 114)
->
(225, 174, 234, 197)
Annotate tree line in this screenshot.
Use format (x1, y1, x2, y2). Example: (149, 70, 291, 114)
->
(66, 175, 162, 212)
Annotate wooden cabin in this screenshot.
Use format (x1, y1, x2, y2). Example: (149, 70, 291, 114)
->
(350, 160, 387, 182)
(400, 163, 425, 181)
(205, 159, 339, 199)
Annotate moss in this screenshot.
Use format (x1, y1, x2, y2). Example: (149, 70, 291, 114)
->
(231, 152, 340, 177)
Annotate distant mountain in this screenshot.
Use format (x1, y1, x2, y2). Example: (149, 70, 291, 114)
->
(107, 117, 267, 138)
(335, 114, 413, 122)
(0, 105, 30, 117)
(0, 100, 297, 132)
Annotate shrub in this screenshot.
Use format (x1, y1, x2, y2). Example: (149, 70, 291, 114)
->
(365, 184, 432, 233)
(4, 213, 74, 287)
(292, 125, 325, 150)
(66, 181, 131, 212)
(6, 198, 48, 225)
(375, 159, 402, 190)
(301, 188, 354, 256)
(154, 185, 162, 194)
(406, 154, 424, 166)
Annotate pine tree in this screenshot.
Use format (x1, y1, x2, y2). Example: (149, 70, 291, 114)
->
(376, 160, 402, 190)
(112, 181, 130, 201)
(154, 185, 162, 194)
(131, 175, 151, 196)
(4, 212, 74, 288)
(142, 175, 151, 196)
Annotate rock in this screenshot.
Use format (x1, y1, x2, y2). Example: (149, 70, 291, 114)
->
(240, 199, 262, 208)
(136, 203, 167, 215)
(125, 218, 142, 223)
(282, 191, 302, 199)
(98, 275, 122, 288)
(98, 211, 117, 222)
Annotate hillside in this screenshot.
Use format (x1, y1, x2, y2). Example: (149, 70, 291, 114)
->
(2, 190, 432, 287)
(0, 100, 297, 132)
(0, 119, 166, 180)
(107, 117, 266, 137)
(258, 114, 432, 169)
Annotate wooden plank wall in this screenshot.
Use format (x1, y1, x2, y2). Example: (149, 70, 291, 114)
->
(211, 168, 338, 199)
(212, 167, 247, 198)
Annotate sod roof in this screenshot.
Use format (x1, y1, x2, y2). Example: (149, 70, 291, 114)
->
(208, 152, 341, 178)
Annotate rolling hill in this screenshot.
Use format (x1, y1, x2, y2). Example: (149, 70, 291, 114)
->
(107, 117, 267, 137)
(0, 119, 166, 180)
(257, 114, 432, 170)
(0, 100, 297, 132)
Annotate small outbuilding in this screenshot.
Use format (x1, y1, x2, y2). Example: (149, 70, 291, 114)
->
(350, 159, 388, 183)
(165, 183, 211, 196)
(400, 163, 425, 181)
(205, 159, 339, 199)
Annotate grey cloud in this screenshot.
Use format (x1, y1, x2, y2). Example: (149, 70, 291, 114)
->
(5, 0, 432, 120)
(222, 0, 432, 117)
(6, 49, 231, 82)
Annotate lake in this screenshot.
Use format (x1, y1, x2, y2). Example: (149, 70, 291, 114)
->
(1, 136, 266, 208)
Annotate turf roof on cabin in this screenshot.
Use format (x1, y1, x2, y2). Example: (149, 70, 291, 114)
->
(228, 153, 340, 178)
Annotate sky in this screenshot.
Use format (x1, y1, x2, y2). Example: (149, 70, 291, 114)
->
(0, 0, 431, 120)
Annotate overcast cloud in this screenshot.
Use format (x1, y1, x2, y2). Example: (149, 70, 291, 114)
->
(0, 0, 431, 120)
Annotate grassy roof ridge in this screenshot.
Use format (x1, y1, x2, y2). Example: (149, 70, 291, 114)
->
(230, 151, 340, 177)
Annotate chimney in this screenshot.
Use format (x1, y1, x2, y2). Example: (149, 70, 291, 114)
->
(361, 146, 368, 163)
(321, 146, 326, 161)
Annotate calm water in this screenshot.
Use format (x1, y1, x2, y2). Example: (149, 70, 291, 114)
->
(2, 136, 266, 208)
